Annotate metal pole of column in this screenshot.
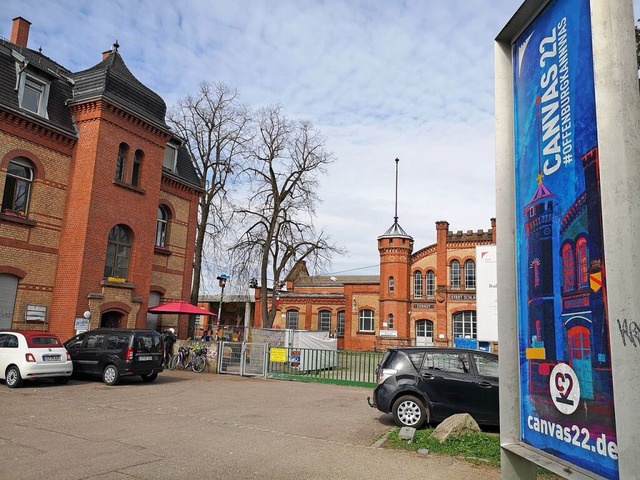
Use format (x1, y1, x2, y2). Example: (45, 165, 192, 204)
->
(217, 285, 225, 330)
(215, 274, 229, 337)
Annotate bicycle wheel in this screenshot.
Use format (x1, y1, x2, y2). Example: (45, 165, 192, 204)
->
(168, 354, 180, 370)
(192, 355, 206, 373)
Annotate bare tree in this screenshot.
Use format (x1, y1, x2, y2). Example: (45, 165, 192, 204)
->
(232, 106, 342, 327)
(166, 82, 251, 324)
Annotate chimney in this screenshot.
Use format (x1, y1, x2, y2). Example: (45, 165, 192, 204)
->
(11, 17, 31, 48)
(102, 50, 112, 61)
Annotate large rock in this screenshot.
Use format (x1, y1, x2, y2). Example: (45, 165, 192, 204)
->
(431, 413, 481, 443)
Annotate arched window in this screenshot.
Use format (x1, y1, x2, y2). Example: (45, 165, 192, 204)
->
(426, 270, 435, 298)
(359, 309, 374, 332)
(387, 313, 394, 329)
(562, 244, 575, 292)
(576, 238, 588, 288)
(156, 206, 169, 247)
(2, 157, 34, 217)
(318, 310, 331, 331)
(449, 260, 460, 289)
(132, 149, 143, 187)
(104, 225, 132, 279)
(388, 276, 394, 293)
(464, 260, 476, 289)
(453, 311, 476, 339)
(116, 143, 129, 182)
(286, 310, 299, 330)
(413, 271, 423, 298)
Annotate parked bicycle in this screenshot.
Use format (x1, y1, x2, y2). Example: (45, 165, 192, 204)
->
(168, 344, 207, 373)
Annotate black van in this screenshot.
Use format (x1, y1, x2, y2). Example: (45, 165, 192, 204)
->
(64, 328, 164, 385)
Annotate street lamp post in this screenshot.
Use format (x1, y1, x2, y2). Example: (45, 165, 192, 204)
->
(215, 274, 229, 337)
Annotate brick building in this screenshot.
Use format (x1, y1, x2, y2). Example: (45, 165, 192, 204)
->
(0, 17, 201, 340)
(254, 218, 496, 351)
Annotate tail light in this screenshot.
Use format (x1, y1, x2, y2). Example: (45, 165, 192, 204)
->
(377, 368, 397, 384)
(125, 347, 134, 361)
(25, 353, 36, 362)
(66, 352, 71, 361)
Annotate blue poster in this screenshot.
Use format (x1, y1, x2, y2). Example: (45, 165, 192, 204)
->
(513, 0, 617, 478)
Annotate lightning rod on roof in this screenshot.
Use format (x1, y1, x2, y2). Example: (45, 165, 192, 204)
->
(394, 157, 399, 225)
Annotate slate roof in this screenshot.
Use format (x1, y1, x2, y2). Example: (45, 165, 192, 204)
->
(0, 37, 200, 190)
(171, 143, 201, 189)
(378, 219, 413, 240)
(0, 38, 76, 136)
(70, 51, 169, 130)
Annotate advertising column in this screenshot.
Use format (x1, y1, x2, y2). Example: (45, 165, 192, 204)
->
(512, 0, 616, 477)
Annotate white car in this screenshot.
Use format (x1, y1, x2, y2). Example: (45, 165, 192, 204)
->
(0, 330, 73, 388)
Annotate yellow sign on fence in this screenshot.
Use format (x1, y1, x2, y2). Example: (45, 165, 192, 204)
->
(270, 347, 287, 363)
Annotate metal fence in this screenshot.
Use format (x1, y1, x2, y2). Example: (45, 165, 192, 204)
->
(266, 346, 384, 388)
(218, 341, 269, 377)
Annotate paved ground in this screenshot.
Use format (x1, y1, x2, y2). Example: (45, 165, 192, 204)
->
(0, 370, 501, 480)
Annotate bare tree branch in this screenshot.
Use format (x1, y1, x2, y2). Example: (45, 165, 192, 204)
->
(166, 82, 252, 329)
(230, 106, 343, 327)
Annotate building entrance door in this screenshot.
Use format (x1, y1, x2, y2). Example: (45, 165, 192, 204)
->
(415, 320, 434, 347)
(101, 311, 124, 328)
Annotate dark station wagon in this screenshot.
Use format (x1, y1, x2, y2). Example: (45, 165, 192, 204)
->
(368, 347, 499, 429)
(64, 328, 164, 385)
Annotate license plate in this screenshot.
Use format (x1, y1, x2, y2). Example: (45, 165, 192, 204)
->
(42, 354, 61, 362)
(138, 356, 152, 361)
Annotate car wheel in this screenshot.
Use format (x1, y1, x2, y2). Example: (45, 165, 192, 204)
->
(54, 377, 70, 385)
(392, 395, 428, 429)
(141, 372, 158, 382)
(192, 356, 206, 373)
(5, 365, 23, 388)
(103, 365, 120, 386)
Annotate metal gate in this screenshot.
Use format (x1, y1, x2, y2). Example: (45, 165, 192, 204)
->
(217, 341, 268, 377)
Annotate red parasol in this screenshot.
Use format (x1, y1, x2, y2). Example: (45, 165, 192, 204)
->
(148, 300, 216, 316)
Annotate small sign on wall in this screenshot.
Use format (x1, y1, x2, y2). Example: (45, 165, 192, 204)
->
(25, 305, 46, 322)
(74, 317, 89, 332)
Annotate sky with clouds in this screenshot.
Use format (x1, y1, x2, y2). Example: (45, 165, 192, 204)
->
(3, 1, 639, 284)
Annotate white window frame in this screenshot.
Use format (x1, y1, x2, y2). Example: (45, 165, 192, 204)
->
(465, 260, 476, 290)
(163, 143, 178, 173)
(453, 311, 477, 339)
(2, 157, 34, 216)
(358, 309, 374, 332)
(318, 310, 331, 332)
(426, 270, 435, 298)
(413, 271, 423, 298)
(286, 310, 299, 330)
(17, 71, 50, 118)
(450, 260, 461, 289)
(155, 206, 168, 247)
